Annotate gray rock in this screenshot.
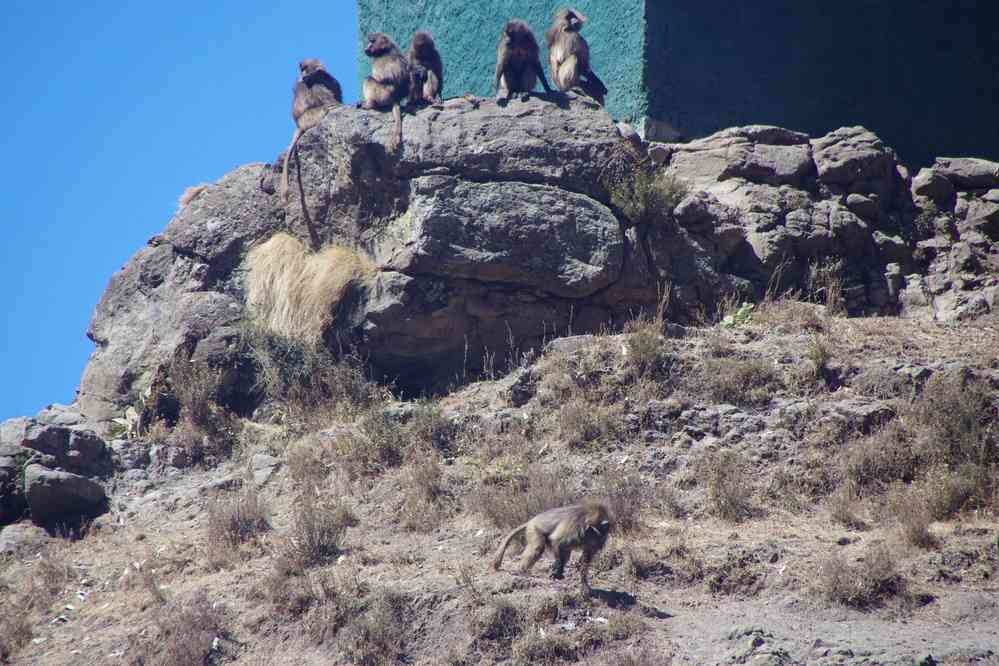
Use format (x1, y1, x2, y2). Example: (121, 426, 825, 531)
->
(811, 126, 897, 191)
(109, 439, 150, 470)
(373, 176, 624, 298)
(933, 157, 999, 190)
(23, 464, 107, 525)
(912, 168, 955, 203)
(35, 404, 85, 427)
(845, 193, 879, 219)
(251, 453, 281, 486)
(21, 423, 111, 478)
(0, 522, 52, 558)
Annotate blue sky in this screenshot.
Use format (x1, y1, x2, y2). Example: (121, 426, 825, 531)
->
(0, 2, 360, 421)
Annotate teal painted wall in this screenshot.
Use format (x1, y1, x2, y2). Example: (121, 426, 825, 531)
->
(357, 0, 648, 126)
(358, 1, 999, 166)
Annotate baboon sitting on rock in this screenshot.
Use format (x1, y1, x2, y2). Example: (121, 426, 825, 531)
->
(492, 502, 611, 596)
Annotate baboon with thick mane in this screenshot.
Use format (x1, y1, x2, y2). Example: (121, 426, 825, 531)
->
(492, 502, 611, 596)
(494, 19, 554, 103)
(546, 8, 608, 105)
(359, 32, 410, 148)
(408, 31, 443, 106)
(280, 59, 343, 203)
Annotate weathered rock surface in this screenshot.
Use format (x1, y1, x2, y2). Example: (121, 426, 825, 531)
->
(70, 96, 998, 419)
(23, 464, 107, 525)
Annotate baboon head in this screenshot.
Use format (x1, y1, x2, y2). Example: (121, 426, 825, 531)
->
(298, 59, 326, 78)
(556, 8, 587, 32)
(364, 32, 397, 57)
(502, 19, 538, 56)
(410, 31, 437, 58)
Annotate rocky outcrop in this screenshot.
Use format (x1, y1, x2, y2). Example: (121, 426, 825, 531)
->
(903, 158, 999, 321)
(1, 405, 111, 527)
(70, 95, 997, 419)
(22, 464, 107, 526)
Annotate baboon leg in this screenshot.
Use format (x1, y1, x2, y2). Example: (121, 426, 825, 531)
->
(280, 129, 303, 202)
(550, 543, 572, 580)
(516, 530, 547, 573)
(556, 56, 579, 91)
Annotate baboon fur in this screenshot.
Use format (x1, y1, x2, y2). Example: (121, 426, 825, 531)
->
(359, 32, 410, 148)
(408, 31, 443, 105)
(280, 59, 343, 202)
(494, 19, 553, 102)
(492, 502, 611, 596)
(545, 8, 608, 105)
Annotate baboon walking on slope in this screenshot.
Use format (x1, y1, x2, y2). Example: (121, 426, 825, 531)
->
(492, 502, 612, 596)
(546, 8, 608, 105)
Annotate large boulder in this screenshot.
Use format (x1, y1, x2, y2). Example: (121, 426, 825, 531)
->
(23, 464, 107, 526)
(21, 423, 111, 478)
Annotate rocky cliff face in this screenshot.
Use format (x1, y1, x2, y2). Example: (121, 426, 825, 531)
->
(3, 93, 997, 528)
(76, 94, 998, 422)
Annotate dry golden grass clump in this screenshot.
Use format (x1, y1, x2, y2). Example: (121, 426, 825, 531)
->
(177, 182, 210, 210)
(246, 232, 374, 343)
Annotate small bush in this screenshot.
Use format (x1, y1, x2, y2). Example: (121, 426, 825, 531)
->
(609, 168, 689, 229)
(470, 600, 525, 644)
(597, 471, 647, 534)
(559, 399, 621, 450)
(399, 455, 448, 532)
(699, 450, 754, 522)
(168, 355, 240, 462)
(817, 543, 907, 609)
(337, 591, 411, 666)
(207, 487, 271, 550)
(826, 483, 866, 530)
(695, 357, 782, 407)
(0, 603, 32, 662)
(468, 466, 575, 530)
(130, 591, 225, 666)
(883, 483, 936, 549)
(245, 328, 385, 428)
(511, 631, 579, 665)
(285, 493, 354, 568)
(590, 647, 667, 666)
(921, 464, 980, 520)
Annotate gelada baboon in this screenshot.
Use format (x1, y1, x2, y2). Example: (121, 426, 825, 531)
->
(280, 59, 343, 202)
(546, 8, 608, 105)
(492, 502, 611, 596)
(408, 31, 443, 106)
(494, 19, 553, 103)
(359, 32, 410, 148)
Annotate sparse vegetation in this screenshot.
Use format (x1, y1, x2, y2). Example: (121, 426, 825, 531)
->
(206, 486, 271, 551)
(245, 232, 375, 344)
(129, 591, 226, 666)
(284, 493, 355, 568)
(609, 167, 689, 229)
(337, 590, 412, 666)
(468, 466, 575, 530)
(817, 543, 909, 609)
(699, 450, 754, 522)
(693, 355, 783, 407)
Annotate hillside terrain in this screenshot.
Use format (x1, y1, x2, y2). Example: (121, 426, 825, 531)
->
(2, 94, 998, 665)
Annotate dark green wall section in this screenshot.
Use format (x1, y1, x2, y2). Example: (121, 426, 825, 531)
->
(648, 1, 999, 166)
(357, 0, 648, 125)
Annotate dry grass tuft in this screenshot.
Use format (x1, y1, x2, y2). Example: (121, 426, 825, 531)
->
(398, 454, 449, 532)
(468, 466, 575, 530)
(337, 590, 413, 665)
(469, 599, 525, 644)
(699, 450, 754, 522)
(130, 590, 226, 666)
(206, 486, 271, 550)
(284, 493, 355, 569)
(817, 543, 908, 609)
(177, 183, 210, 210)
(246, 232, 374, 344)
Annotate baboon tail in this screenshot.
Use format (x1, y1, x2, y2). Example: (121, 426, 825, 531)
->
(393, 102, 403, 148)
(492, 524, 527, 570)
